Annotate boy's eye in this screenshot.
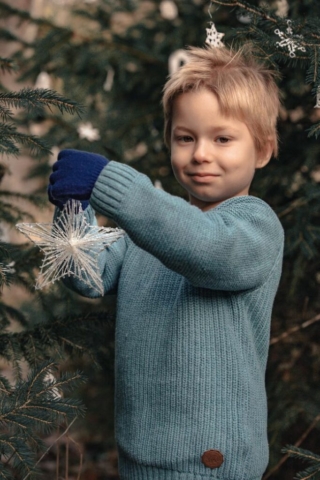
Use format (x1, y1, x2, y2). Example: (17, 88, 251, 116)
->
(216, 136, 230, 144)
(176, 135, 193, 143)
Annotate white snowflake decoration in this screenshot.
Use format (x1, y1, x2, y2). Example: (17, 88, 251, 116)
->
(16, 200, 125, 296)
(168, 49, 189, 74)
(77, 122, 100, 142)
(34, 71, 52, 89)
(205, 23, 224, 48)
(275, 20, 306, 58)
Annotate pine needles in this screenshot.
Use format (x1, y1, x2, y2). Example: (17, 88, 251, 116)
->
(283, 445, 320, 480)
(0, 362, 86, 480)
(0, 89, 83, 157)
(0, 16, 89, 476)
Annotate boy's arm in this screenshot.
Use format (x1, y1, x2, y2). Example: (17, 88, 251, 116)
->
(55, 205, 127, 298)
(91, 162, 284, 292)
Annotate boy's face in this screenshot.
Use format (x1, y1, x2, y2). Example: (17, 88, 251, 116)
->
(170, 88, 271, 211)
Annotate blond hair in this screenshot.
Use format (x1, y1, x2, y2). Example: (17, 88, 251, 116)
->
(163, 45, 281, 158)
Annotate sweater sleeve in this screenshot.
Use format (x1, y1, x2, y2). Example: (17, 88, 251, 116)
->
(55, 205, 128, 298)
(90, 161, 284, 291)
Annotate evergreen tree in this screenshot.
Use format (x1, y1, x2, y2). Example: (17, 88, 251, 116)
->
(1, 0, 320, 478)
(0, 17, 115, 478)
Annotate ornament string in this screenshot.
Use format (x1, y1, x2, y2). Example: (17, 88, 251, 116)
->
(205, 0, 224, 47)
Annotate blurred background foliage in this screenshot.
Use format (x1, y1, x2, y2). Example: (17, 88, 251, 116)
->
(1, 0, 320, 478)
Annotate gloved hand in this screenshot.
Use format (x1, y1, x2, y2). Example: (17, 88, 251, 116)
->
(48, 149, 109, 209)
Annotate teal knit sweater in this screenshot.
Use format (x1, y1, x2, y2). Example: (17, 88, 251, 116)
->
(64, 161, 284, 480)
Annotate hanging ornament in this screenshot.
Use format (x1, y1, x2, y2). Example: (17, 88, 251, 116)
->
(77, 122, 100, 141)
(103, 66, 115, 92)
(236, 11, 252, 24)
(275, 20, 306, 58)
(275, 0, 289, 18)
(16, 200, 125, 296)
(205, 23, 224, 48)
(159, 1, 178, 20)
(34, 71, 51, 89)
(168, 49, 189, 75)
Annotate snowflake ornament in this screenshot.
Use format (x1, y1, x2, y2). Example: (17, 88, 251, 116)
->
(16, 200, 125, 295)
(168, 49, 189, 74)
(205, 23, 224, 48)
(77, 122, 100, 142)
(34, 71, 52, 89)
(275, 20, 306, 58)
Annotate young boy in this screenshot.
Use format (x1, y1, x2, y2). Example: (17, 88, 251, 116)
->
(48, 45, 284, 480)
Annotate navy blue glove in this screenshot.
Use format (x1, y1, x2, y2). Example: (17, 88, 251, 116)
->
(48, 149, 109, 209)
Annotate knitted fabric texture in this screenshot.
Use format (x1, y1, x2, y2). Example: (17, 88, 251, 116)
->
(64, 161, 284, 480)
(48, 149, 109, 209)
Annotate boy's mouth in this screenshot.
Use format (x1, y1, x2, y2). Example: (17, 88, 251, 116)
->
(188, 172, 220, 177)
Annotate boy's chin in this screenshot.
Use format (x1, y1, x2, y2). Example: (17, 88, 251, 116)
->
(188, 196, 222, 211)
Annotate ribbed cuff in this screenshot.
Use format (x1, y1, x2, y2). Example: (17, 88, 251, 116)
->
(119, 456, 263, 480)
(90, 161, 140, 219)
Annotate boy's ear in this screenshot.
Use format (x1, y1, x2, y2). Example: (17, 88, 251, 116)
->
(256, 138, 273, 169)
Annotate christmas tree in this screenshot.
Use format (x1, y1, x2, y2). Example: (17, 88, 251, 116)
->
(1, 0, 320, 478)
(0, 4, 118, 477)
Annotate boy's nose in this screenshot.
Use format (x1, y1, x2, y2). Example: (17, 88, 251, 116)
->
(192, 141, 213, 163)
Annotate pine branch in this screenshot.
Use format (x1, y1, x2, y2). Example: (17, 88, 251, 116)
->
(263, 415, 320, 479)
(0, 362, 85, 478)
(21, 417, 77, 480)
(0, 105, 14, 122)
(0, 28, 28, 46)
(210, 0, 277, 23)
(0, 375, 12, 395)
(0, 58, 17, 74)
(0, 200, 35, 224)
(0, 89, 83, 116)
(0, 304, 28, 328)
(0, 1, 32, 20)
(270, 313, 320, 345)
(0, 312, 115, 369)
(0, 436, 36, 479)
(283, 446, 320, 463)
(307, 121, 320, 139)
(282, 446, 320, 480)
(0, 191, 46, 207)
(0, 123, 51, 156)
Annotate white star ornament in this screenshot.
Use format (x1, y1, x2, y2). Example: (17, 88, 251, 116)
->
(16, 200, 125, 296)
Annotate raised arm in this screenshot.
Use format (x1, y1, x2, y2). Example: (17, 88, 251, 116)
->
(48, 150, 129, 298)
(91, 162, 284, 291)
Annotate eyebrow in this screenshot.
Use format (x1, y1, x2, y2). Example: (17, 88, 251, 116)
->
(172, 125, 241, 133)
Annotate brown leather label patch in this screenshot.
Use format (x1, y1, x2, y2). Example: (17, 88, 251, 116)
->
(201, 449, 224, 469)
